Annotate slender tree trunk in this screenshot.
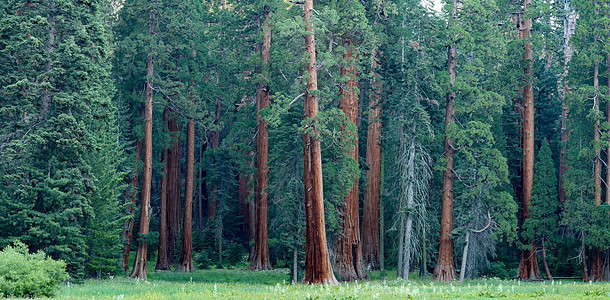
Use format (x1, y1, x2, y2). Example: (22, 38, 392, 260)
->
(156, 148, 170, 271)
(590, 55, 603, 283)
(401, 138, 416, 281)
(302, 0, 338, 285)
(541, 238, 553, 280)
(459, 231, 471, 283)
(249, 10, 272, 271)
(362, 51, 382, 270)
(207, 100, 221, 223)
(582, 232, 589, 282)
(177, 119, 195, 272)
(123, 138, 143, 272)
(198, 136, 204, 234)
(166, 108, 182, 264)
(559, 0, 575, 204)
(606, 55, 610, 206)
(435, 2, 457, 280)
(130, 33, 155, 279)
(379, 149, 385, 274)
(248, 152, 256, 261)
(397, 211, 405, 278)
(335, 37, 366, 281)
(517, 0, 542, 280)
(293, 247, 298, 284)
(604, 55, 610, 281)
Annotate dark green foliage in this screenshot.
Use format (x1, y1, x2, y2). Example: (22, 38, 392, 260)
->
(0, 0, 117, 278)
(522, 140, 560, 249)
(0, 242, 69, 298)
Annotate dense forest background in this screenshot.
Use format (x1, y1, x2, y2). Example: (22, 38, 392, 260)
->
(0, 0, 609, 284)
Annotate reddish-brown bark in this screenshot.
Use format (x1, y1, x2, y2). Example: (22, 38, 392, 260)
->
(166, 108, 182, 264)
(130, 43, 154, 280)
(122, 137, 143, 272)
(335, 37, 366, 281)
(362, 51, 382, 270)
(155, 148, 170, 271)
(434, 5, 457, 281)
(177, 119, 195, 272)
(249, 10, 272, 271)
(302, 0, 338, 285)
(517, 0, 542, 280)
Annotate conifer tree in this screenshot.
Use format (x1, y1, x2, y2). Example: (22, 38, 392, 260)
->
(0, 0, 117, 278)
(522, 140, 559, 280)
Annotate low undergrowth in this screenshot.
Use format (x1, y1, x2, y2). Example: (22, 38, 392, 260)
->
(50, 269, 610, 299)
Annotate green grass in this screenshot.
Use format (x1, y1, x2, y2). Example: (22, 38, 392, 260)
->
(47, 268, 610, 299)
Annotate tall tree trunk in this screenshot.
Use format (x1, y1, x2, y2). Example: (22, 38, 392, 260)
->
(590, 43, 603, 282)
(122, 138, 143, 272)
(166, 108, 182, 264)
(434, 1, 457, 281)
(517, 0, 542, 280)
(604, 55, 610, 281)
(335, 37, 367, 281)
(362, 51, 382, 270)
(559, 0, 575, 204)
(130, 33, 155, 279)
(582, 232, 589, 282)
(177, 119, 195, 272)
(606, 55, 610, 206)
(302, 0, 338, 285)
(249, 10, 272, 271)
(156, 148, 170, 271)
(401, 138, 417, 281)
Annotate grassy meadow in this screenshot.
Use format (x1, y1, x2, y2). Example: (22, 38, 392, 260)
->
(50, 266, 610, 299)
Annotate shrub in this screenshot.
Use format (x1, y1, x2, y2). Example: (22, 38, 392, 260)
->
(223, 242, 244, 267)
(0, 242, 69, 298)
(196, 249, 213, 270)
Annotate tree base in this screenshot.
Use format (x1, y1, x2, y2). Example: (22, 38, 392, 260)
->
(517, 247, 542, 280)
(176, 261, 194, 272)
(434, 263, 456, 283)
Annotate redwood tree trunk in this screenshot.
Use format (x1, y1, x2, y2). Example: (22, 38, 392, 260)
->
(166, 108, 182, 264)
(130, 42, 154, 280)
(517, 0, 542, 280)
(177, 119, 195, 272)
(155, 148, 170, 271)
(362, 51, 382, 271)
(249, 10, 272, 271)
(122, 138, 143, 272)
(248, 153, 256, 261)
(302, 0, 338, 285)
(335, 37, 366, 281)
(434, 14, 457, 282)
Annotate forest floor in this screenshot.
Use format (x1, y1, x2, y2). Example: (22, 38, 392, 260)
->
(51, 267, 610, 299)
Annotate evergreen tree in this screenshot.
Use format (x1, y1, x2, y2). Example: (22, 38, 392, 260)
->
(0, 0, 117, 278)
(522, 139, 559, 280)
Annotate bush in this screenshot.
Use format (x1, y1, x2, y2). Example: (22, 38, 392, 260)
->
(0, 242, 69, 298)
(196, 249, 213, 269)
(223, 242, 244, 267)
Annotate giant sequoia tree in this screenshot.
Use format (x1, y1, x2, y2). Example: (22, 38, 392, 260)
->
(302, 0, 338, 285)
